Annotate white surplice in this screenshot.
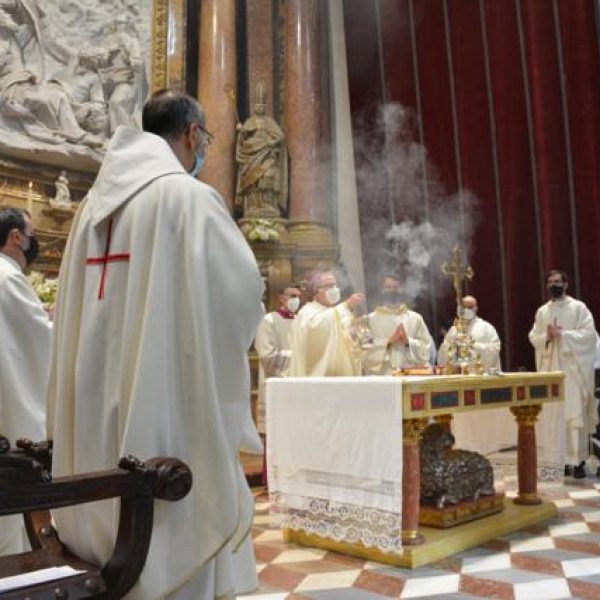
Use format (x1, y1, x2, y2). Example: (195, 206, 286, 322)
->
(363, 305, 432, 375)
(288, 301, 361, 377)
(529, 296, 597, 466)
(438, 317, 513, 455)
(46, 127, 264, 600)
(254, 310, 294, 434)
(0, 253, 51, 556)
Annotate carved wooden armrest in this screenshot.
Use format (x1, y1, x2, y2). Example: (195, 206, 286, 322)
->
(0, 435, 193, 599)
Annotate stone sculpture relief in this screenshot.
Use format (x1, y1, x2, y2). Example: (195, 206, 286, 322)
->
(0, 0, 151, 171)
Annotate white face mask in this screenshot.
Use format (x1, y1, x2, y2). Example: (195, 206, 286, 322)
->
(462, 308, 476, 320)
(324, 286, 341, 305)
(286, 297, 300, 313)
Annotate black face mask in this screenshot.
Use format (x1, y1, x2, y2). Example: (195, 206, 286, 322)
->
(382, 290, 402, 305)
(548, 284, 564, 298)
(22, 234, 39, 266)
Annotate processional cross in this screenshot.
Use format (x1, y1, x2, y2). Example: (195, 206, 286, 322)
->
(85, 219, 130, 300)
(440, 246, 474, 308)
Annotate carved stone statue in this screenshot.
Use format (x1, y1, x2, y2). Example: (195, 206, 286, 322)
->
(235, 84, 287, 218)
(0, 22, 104, 151)
(50, 169, 71, 207)
(50, 46, 110, 138)
(420, 423, 495, 509)
(102, 15, 148, 134)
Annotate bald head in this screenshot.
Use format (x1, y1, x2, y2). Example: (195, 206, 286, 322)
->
(460, 295, 478, 320)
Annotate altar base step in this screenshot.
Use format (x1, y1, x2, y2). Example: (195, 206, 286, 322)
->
(283, 500, 556, 569)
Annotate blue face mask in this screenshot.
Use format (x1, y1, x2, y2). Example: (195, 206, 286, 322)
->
(189, 153, 204, 178)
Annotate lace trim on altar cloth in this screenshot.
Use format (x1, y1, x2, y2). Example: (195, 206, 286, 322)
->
(269, 492, 402, 554)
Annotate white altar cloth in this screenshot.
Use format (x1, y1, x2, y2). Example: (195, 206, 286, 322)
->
(266, 377, 403, 552)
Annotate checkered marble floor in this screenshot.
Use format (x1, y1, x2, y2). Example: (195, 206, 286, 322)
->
(241, 477, 600, 599)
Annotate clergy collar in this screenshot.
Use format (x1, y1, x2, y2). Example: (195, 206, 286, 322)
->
(374, 303, 408, 315)
(0, 252, 22, 273)
(276, 307, 295, 320)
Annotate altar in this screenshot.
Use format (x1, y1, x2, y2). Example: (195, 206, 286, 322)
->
(266, 372, 564, 568)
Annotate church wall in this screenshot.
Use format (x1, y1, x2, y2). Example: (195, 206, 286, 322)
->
(343, 0, 600, 370)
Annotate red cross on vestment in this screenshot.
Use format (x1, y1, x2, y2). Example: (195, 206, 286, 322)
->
(85, 219, 130, 300)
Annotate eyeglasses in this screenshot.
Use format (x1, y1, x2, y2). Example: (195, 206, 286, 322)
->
(198, 123, 214, 146)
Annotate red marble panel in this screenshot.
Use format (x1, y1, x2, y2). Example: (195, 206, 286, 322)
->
(459, 574, 513, 600)
(258, 564, 307, 591)
(567, 578, 600, 600)
(411, 393, 425, 410)
(555, 538, 600, 556)
(511, 553, 563, 576)
(354, 570, 405, 596)
(464, 389, 476, 405)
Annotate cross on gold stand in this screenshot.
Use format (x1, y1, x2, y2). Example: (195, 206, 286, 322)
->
(441, 246, 473, 309)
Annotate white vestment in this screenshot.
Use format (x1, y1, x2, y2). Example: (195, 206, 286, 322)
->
(46, 127, 264, 600)
(254, 310, 294, 434)
(363, 305, 432, 375)
(439, 317, 513, 455)
(289, 301, 361, 377)
(529, 296, 597, 466)
(0, 253, 51, 555)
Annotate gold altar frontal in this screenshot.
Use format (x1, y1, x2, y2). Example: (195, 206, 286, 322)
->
(282, 372, 564, 569)
(283, 501, 557, 569)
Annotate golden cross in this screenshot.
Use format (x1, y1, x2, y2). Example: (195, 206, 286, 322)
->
(441, 246, 474, 307)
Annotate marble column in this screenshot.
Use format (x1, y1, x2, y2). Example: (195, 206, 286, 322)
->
(245, 0, 275, 114)
(402, 418, 428, 546)
(511, 405, 542, 505)
(283, 0, 324, 223)
(197, 0, 237, 210)
(328, 0, 365, 292)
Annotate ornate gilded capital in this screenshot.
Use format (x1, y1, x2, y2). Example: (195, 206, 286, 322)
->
(152, 0, 169, 92)
(402, 418, 429, 445)
(510, 404, 542, 426)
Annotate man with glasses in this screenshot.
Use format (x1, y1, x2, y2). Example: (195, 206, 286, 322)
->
(289, 270, 364, 376)
(0, 207, 51, 555)
(47, 90, 264, 599)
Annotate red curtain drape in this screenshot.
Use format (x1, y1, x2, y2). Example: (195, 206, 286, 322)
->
(344, 0, 600, 369)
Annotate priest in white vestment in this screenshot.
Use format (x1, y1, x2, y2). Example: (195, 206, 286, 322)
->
(529, 270, 596, 477)
(438, 296, 513, 455)
(46, 91, 264, 599)
(362, 274, 432, 375)
(0, 207, 51, 556)
(289, 270, 364, 376)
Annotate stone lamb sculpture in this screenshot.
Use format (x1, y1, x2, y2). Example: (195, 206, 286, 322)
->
(420, 423, 495, 509)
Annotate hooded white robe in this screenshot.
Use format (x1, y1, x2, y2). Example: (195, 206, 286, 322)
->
(289, 301, 361, 377)
(529, 296, 596, 466)
(0, 253, 51, 556)
(438, 317, 512, 455)
(46, 127, 264, 599)
(363, 305, 432, 375)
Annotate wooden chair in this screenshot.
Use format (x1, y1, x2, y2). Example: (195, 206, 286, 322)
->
(0, 435, 192, 599)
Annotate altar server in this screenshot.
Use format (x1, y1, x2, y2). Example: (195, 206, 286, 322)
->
(255, 283, 302, 434)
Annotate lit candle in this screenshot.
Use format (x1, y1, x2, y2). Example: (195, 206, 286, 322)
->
(27, 181, 33, 214)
